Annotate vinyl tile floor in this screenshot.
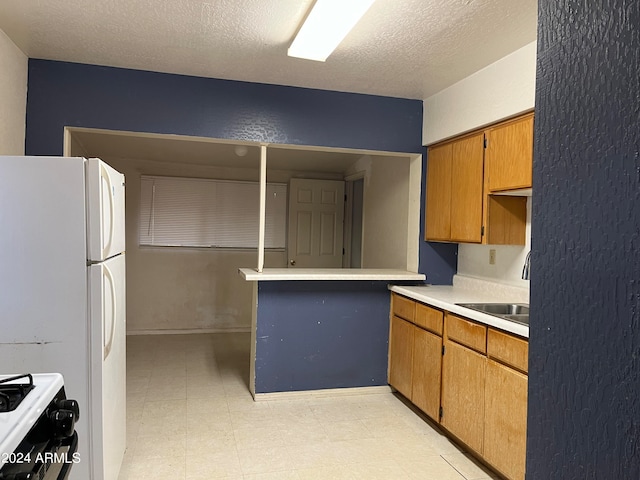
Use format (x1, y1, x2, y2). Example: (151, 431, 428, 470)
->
(118, 333, 498, 480)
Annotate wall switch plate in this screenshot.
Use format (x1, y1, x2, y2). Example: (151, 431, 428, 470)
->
(489, 249, 496, 265)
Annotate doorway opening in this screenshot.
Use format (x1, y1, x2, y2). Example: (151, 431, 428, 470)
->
(344, 176, 365, 268)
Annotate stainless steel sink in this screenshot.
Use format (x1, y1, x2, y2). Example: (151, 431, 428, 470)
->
(456, 303, 529, 326)
(501, 313, 530, 326)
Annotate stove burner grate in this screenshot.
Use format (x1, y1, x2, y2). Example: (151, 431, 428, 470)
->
(0, 373, 35, 413)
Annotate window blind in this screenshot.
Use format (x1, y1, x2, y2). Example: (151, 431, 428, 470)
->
(139, 175, 287, 249)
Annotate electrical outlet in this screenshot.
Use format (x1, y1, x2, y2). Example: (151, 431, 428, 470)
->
(489, 249, 496, 265)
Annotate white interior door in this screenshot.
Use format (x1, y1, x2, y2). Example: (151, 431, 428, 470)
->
(287, 178, 345, 268)
(86, 158, 126, 261)
(89, 253, 126, 480)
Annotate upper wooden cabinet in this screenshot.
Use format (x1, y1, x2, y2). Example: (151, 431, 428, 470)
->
(485, 114, 534, 192)
(425, 113, 533, 245)
(425, 142, 453, 241)
(425, 133, 484, 243)
(450, 134, 484, 243)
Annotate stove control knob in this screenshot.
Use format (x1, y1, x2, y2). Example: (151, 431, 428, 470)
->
(56, 399, 80, 422)
(49, 409, 75, 439)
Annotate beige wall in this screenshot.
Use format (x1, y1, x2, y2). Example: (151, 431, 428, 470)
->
(109, 153, 412, 331)
(347, 156, 411, 269)
(0, 29, 27, 155)
(71, 132, 412, 331)
(104, 157, 293, 333)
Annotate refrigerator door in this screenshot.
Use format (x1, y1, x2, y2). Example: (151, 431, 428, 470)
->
(86, 158, 126, 261)
(89, 254, 126, 480)
(1, 155, 93, 480)
(1, 156, 87, 344)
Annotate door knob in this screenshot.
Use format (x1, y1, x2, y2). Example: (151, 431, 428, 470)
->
(290, 259, 296, 266)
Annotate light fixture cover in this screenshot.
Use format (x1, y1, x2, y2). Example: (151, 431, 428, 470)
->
(288, 0, 376, 62)
(234, 145, 248, 157)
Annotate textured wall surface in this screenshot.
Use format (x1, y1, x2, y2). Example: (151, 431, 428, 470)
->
(255, 281, 392, 393)
(25, 59, 423, 155)
(528, 1, 640, 478)
(0, 28, 27, 154)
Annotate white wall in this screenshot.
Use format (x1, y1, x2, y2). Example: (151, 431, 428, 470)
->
(423, 41, 537, 146)
(457, 198, 531, 287)
(0, 28, 27, 155)
(423, 41, 537, 288)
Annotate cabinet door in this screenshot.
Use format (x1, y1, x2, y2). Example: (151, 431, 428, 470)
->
(485, 114, 534, 192)
(450, 133, 485, 243)
(412, 328, 442, 421)
(388, 315, 414, 399)
(441, 339, 486, 454)
(425, 143, 452, 241)
(484, 360, 528, 480)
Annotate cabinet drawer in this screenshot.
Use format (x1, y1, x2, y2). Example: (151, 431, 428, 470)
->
(392, 293, 415, 322)
(415, 303, 443, 336)
(487, 328, 528, 373)
(446, 314, 487, 353)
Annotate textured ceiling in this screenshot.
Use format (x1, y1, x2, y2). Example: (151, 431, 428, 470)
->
(0, 0, 537, 100)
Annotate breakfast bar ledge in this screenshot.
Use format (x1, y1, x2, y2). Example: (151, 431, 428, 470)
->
(239, 268, 425, 399)
(239, 268, 426, 281)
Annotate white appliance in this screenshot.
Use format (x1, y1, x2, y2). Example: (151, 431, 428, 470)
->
(0, 157, 126, 480)
(0, 373, 80, 479)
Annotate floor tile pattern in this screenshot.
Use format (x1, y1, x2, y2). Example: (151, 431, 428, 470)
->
(118, 333, 497, 480)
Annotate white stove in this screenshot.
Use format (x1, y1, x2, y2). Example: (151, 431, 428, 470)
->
(0, 373, 79, 480)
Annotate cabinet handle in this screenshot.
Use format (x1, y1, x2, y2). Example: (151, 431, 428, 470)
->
(290, 259, 296, 266)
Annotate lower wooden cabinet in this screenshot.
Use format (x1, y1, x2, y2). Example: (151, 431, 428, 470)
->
(441, 339, 486, 454)
(412, 328, 442, 420)
(388, 293, 529, 480)
(388, 315, 414, 399)
(484, 359, 528, 480)
(389, 295, 443, 422)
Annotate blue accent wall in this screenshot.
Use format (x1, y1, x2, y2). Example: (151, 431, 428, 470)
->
(25, 60, 423, 155)
(527, 1, 640, 478)
(255, 281, 392, 393)
(25, 59, 455, 284)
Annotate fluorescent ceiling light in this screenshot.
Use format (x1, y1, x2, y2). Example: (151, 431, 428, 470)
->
(288, 0, 376, 62)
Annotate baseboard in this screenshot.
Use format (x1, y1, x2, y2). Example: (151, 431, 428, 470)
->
(126, 327, 251, 335)
(252, 385, 392, 402)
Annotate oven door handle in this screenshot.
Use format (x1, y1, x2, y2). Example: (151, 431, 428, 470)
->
(56, 432, 78, 480)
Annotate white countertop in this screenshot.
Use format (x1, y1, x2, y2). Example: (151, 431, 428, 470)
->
(239, 268, 426, 281)
(389, 284, 529, 338)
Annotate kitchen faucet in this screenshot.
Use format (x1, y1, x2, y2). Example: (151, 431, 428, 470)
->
(522, 251, 531, 280)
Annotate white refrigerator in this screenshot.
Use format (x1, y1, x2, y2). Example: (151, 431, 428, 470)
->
(0, 156, 126, 480)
